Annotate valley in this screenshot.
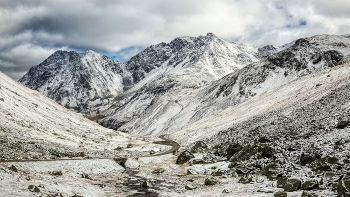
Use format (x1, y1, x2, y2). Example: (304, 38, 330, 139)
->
(1, 33, 350, 196)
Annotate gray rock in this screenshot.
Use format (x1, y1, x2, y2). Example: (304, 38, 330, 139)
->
(185, 184, 197, 190)
(222, 189, 230, 193)
(204, 177, 219, 186)
(142, 180, 154, 188)
(191, 141, 208, 153)
(226, 143, 242, 159)
(176, 151, 195, 164)
(238, 174, 253, 184)
(28, 185, 40, 193)
(274, 191, 287, 197)
(301, 191, 318, 197)
(337, 175, 350, 197)
(151, 168, 165, 174)
(301, 179, 319, 190)
(284, 178, 301, 192)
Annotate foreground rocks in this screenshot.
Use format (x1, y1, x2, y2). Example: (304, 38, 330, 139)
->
(176, 151, 195, 164)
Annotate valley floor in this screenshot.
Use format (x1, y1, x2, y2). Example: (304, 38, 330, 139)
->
(0, 151, 337, 197)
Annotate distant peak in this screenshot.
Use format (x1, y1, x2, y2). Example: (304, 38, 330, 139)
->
(84, 49, 97, 54)
(206, 32, 214, 37)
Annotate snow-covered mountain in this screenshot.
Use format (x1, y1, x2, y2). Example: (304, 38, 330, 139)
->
(19, 33, 260, 128)
(115, 34, 350, 136)
(97, 33, 260, 130)
(19, 50, 130, 115)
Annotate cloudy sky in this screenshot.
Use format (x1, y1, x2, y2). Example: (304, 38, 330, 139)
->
(1, 0, 350, 79)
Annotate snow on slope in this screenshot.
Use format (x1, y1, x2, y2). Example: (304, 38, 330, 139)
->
(19, 50, 130, 116)
(114, 34, 350, 137)
(99, 33, 260, 131)
(171, 60, 350, 146)
(0, 71, 151, 160)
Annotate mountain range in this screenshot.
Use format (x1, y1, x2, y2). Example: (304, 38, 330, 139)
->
(3, 32, 350, 196)
(19, 33, 350, 137)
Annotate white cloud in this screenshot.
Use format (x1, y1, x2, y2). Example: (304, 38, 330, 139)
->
(0, 0, 350, 79)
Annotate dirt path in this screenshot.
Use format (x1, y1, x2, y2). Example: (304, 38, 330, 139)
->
(0, 135, 180, 163)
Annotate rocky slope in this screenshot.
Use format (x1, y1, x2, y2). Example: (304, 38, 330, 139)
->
(19, 50, 130, 115)
(116, 34, 350, 136)
(0, 70, 151, 160)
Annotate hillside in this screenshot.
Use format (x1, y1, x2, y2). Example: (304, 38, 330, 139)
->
(116, 34, 350, 136)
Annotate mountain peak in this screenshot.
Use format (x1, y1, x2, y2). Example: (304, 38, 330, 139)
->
(83, 49, 100, 57)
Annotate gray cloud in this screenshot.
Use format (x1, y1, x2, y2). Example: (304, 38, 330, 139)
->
(1, 0, 350, 79)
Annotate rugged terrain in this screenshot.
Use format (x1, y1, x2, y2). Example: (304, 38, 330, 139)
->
(116, 34, 350, 136)
(6, 33, 350, 196)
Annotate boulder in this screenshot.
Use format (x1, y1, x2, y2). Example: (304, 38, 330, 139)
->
(283, 178, 301, 192)
(28, 185, 40, 193)
(258, 145, 275, 158)
(211, 170, 224, 176)
(300, 153, 316, 166)
(229, 145, 257, 163)
(301, 179, 319, 190)
(301, 191, 318, 197)
(204, 177, 218, 186)
(176, 151, 195, 164)
(238, 174, 253, 184)
(337, 175, 350, 197)
(191, 141, 208, 153)
(277, 176, 288, 188)
(274, 191, 287, 197)
(185, 184, 197, 190)
(151, 168, 165, 174)
(142, 180, 154, 188)
(226, 143, 242, 159)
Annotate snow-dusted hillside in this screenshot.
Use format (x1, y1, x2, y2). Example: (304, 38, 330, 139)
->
(114, 34, 350, 136)
(19, 50, 130, 116)
(0, 71, 152, 160)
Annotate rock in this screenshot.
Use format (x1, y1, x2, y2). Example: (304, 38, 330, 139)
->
(150, 150, 156, 155)
(222, 189, 230, 193)
(301, 191, 318, 197)
(191, 141, 208, 153)
(226, 143, 242, 159)
(284, 178, 301, 192)
(51, 171, 63, 176)
(229, 145, 257, 163)
(9, 165, 18, 172)
(142, 180, 154, 188)
(124, 158, 140, 168)
(204, 177, 219, 185)
(258, 136, 272, 143)
(337, 175, 350, 197)
(191, 159, 204, 164)
(235, 167, 250, 175)
(257, 145, 275, 158)
(176, 151, 195, 164)
(187, 168, 198, 175)
(337, 120, 349, 129)
(238, 174, 253, 184)
(277, 176, 288, 188)
(274, 191, 287, 197)
(152, 168, 165, 174)
(300, 153, 316, 166)
(81, 173, 91, 179)
(261, 163, 278, 180)
(211, 170, 224, 176)
(28, 185, 40, 193)
(301, 179, 319, 190)
(185, 184, 197, 190)
(127, 143, 133, 148)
